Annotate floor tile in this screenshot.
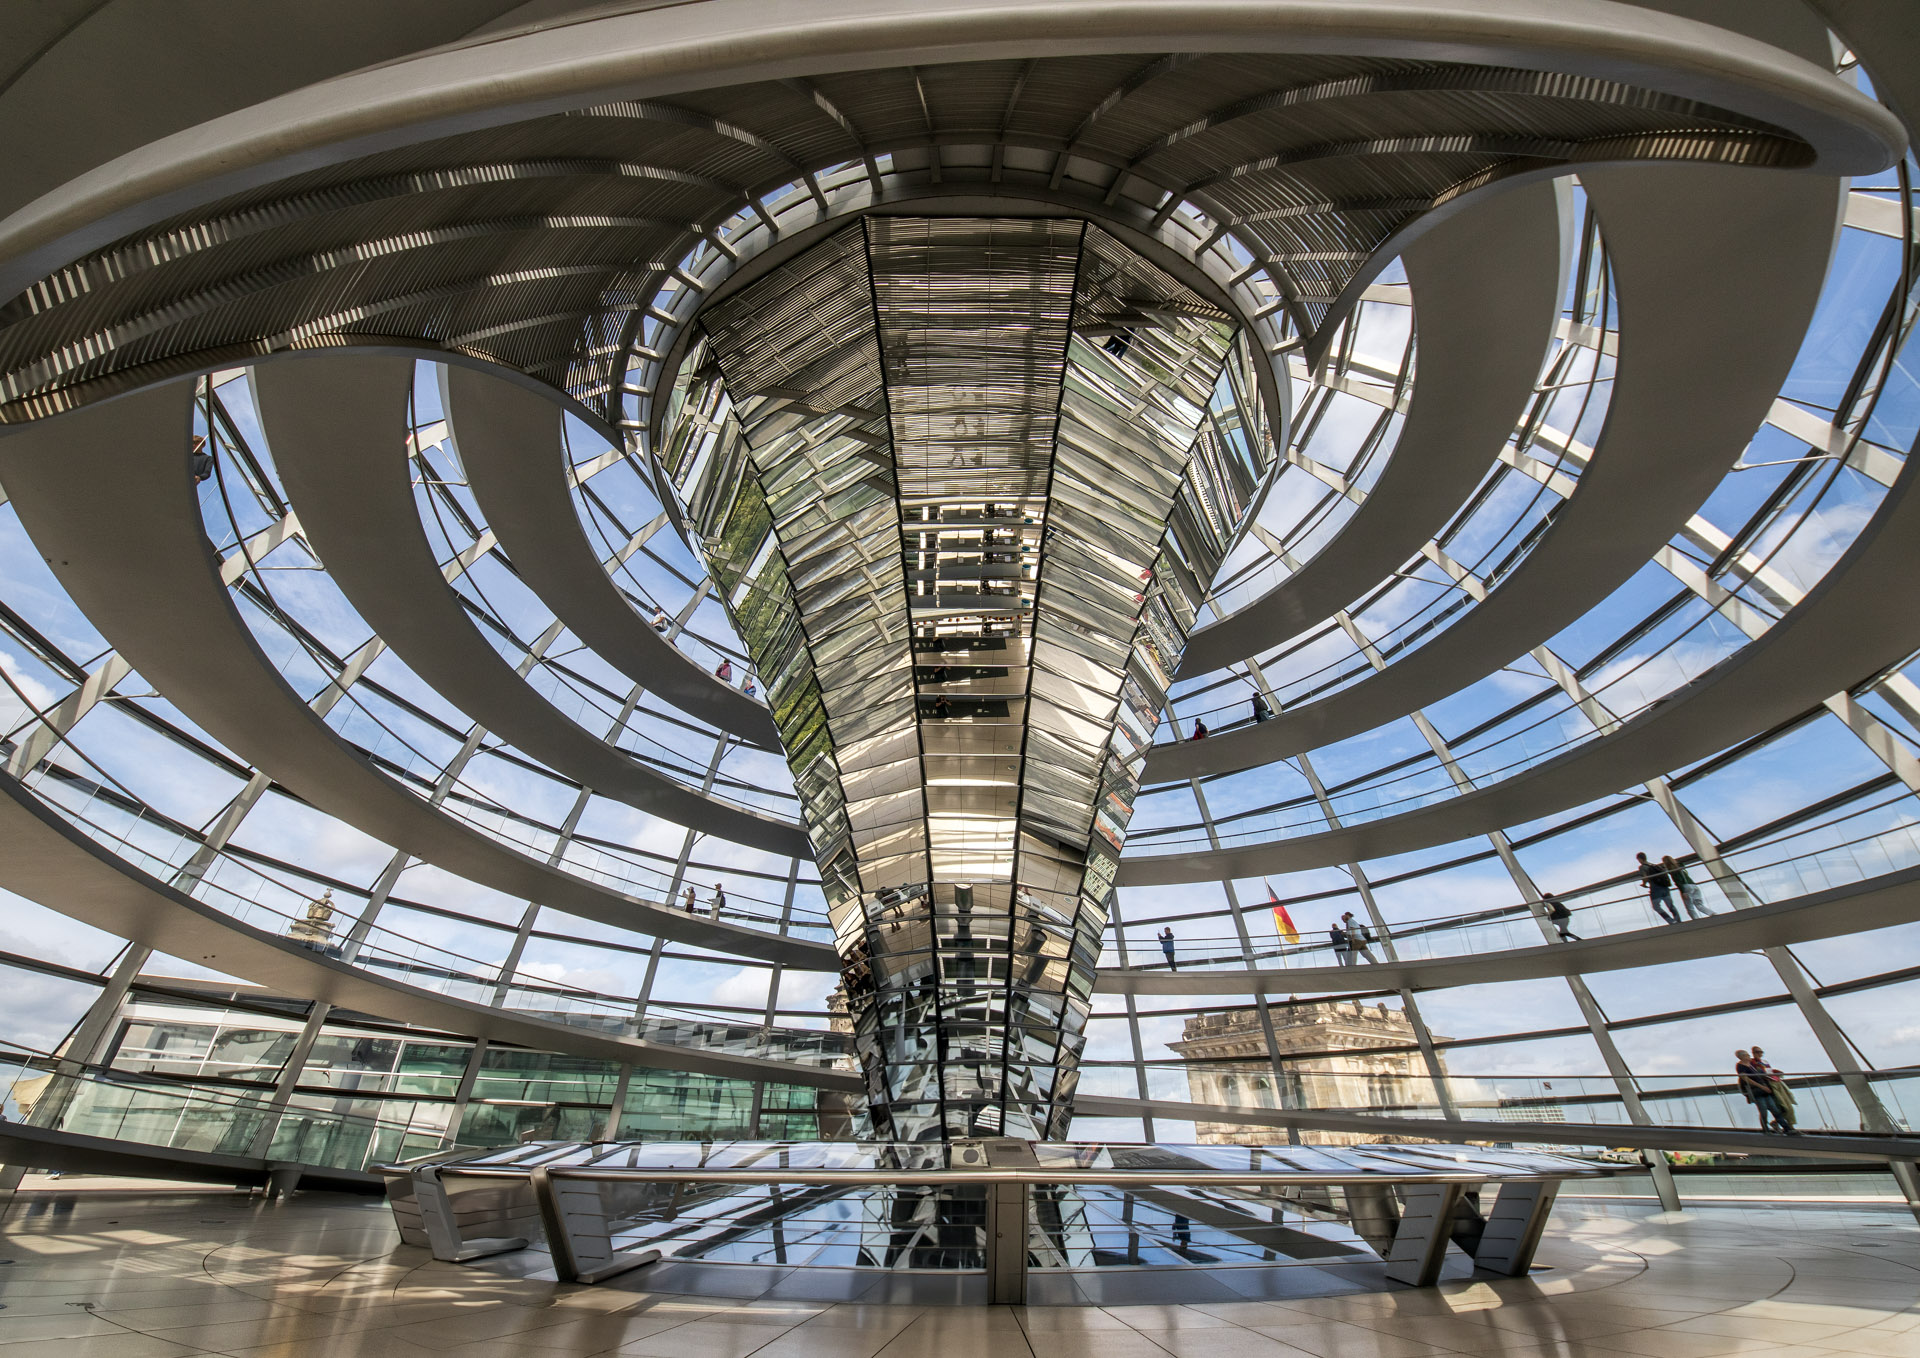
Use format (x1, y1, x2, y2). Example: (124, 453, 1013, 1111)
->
(0, 1336, 203, 1358)
(1108, 1305, 1244, 1330)
(1248, 1319, 1459, 1357)
(0, 1313, 132, 1343)
(617, 1319, 809, 1358)
(1131, 1329, 1317, 1358)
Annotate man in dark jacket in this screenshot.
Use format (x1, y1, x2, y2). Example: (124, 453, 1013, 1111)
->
(1636, 852, 1681, 924)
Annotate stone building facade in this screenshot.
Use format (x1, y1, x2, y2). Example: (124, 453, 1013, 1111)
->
(1171, 1000, 1448, 1146)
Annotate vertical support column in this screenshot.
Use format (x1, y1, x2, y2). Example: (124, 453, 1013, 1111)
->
(1765, 945, 1920, 1216)
(1492, 834, 1682, 1211)
(1652, 781, 1919, 1215)
(25, 943, 151, 1131)
(246, 1000, 332, 1158)
(1346, 860, 1458, 1119)
(1290, 742, 1459, 1122)
(1383, 1182, 1465, 1287)
(409, 1165, 529, 1262)
(984, 1180, 1030, 1304)
(1192, 774, 1301, 1145)
(528, 1167, 660, 1283)
(443, 1040, 490, 1150)
(749, 858, 803, 1138)
(1223, 879, 1302, 1146)
(1106, 894, 1155, 1142)
(1469, 1180, 1559, 1276)
(605, 731, 731, 1139)
(340, 851, 413, 962)
(1645, 781, 1755, 910)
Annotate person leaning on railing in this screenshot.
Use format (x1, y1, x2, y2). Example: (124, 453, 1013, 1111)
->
(1636, 851, 1682, 925)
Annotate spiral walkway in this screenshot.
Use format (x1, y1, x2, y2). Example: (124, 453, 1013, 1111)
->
(0, 0, 1917, 1257)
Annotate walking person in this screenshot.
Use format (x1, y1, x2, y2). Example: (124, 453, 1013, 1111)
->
(1636, 852, 1681, 924)
(1663, 855, 1712, 918)
(715, 658, 733, 682)
(652, 606, 671, 634)
(1331, 919, 1355, 966)
(1158, 926, 1178, 971)
(1735, 1049, 1793, 1133)
(1340, 911, 1380, 964)
(710, 882, 727, 919)
(741, 673, 757, 699)
(1250, 690, 1273, 723)
(1542, 892, 1580, 941)
(1189, 719, 1208, 741)
(683, 885, 697, 913)
(1750, 1046, 1797, 1132)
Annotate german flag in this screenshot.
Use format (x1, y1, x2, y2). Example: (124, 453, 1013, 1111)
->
(1266, 880, 1299, 943)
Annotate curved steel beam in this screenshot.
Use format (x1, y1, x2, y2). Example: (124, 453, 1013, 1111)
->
(3, 217, 690, 402)
(1121, 421, 1920, 884)
(1097, 864, 1920, 993)
(252, 353, 808, 856)
(1123, 66, 1786, 183)
(0, 0, 1897, 305)
(0, 377, 834, 967)
(1178, 176, 1564, 675)
(0, 770, 857, 1091)
(444, 362, 782, 749)
(3, 158, 737, 333)
(571, 99, 808, 176)
(1142, 163, 1844, 787)
(1127, 450, 1920, 886)
(1056, 53, 1198, 188)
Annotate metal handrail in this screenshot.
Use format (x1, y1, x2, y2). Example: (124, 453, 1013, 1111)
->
(425, 1164, 1601, 1187)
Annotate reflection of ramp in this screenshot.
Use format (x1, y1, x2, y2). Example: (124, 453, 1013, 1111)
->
(393, 1139, 1600, 1303)
(0, 1120, 379, 1194)
(621, 1182, 859, 1265)
(1126, 1185, 1371, 1261)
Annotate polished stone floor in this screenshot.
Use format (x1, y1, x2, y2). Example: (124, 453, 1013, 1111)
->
(0, 1180, 1913, 1358)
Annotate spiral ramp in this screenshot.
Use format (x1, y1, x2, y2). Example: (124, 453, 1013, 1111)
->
(0, 0, 1913, 1232)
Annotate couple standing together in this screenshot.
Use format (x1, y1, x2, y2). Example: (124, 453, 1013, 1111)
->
(1735, 1047, 1796, 1133)
(1636, 852, 1713, 924)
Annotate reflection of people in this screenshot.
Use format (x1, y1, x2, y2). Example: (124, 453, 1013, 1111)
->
(517, 1102, 563, 1142)
(290, 890, 337, 953)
